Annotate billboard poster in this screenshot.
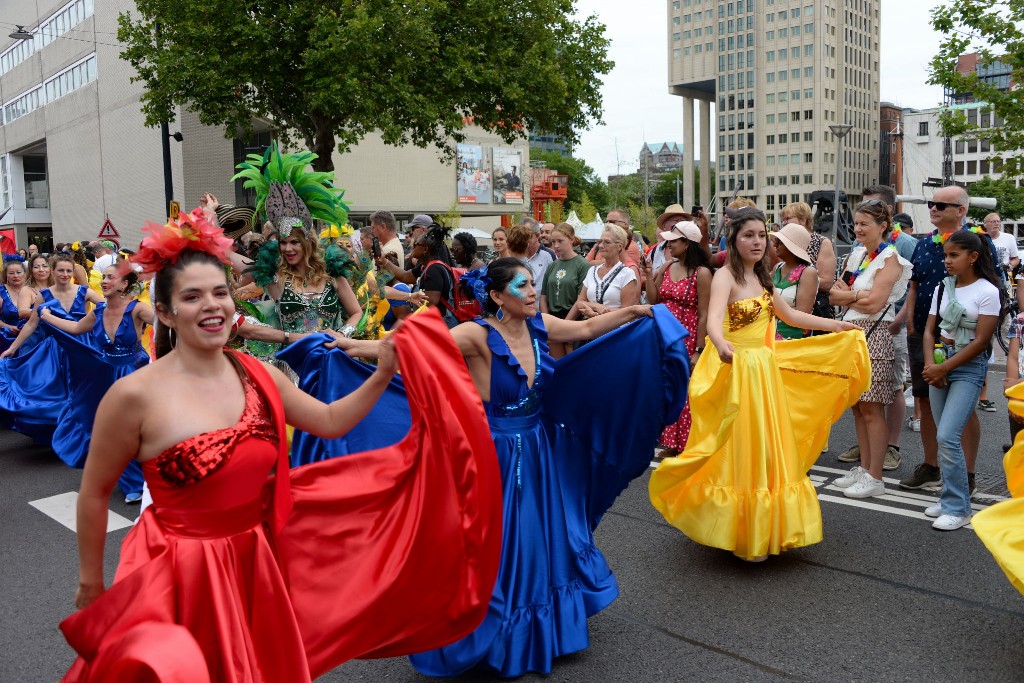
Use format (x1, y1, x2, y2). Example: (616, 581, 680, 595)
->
(456, 144, 490, 204)
(492, 148, 524, 204)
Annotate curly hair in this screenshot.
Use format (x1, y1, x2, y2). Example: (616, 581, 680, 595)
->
(278, 230, 329, 285)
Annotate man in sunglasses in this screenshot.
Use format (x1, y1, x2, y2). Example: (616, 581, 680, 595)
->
(900, 185, 997, 494)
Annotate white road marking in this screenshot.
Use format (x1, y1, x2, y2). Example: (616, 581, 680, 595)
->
(29, 492, 133, 533)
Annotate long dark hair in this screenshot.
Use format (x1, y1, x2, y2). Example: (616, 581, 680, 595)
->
(421, 226, 453, 265)
(726, 211, 773, 291)
(672, 237, 711, 273)
(152, 250, 232, 358)
(481, 257, 530, 317)
(947, 230, 1005, 320)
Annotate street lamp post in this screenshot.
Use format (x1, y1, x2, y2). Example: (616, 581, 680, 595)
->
(829, 123, 852, 243)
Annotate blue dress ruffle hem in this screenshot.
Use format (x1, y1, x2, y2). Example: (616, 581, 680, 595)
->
(291, 306, 689, 677)
(45, 300, 149, 496)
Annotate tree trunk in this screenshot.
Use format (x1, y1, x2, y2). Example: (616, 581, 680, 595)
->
(311, 121, 336, 173)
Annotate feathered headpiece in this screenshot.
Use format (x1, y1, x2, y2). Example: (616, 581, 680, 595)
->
(231, 142, 349, 239)
(3, 253, 26, 265)
(132, 207, 234, 278)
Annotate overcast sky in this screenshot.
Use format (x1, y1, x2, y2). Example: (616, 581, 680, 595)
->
(573, 0, 948, 179)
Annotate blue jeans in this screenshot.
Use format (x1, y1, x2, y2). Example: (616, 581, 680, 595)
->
(928, 352, 988, 516)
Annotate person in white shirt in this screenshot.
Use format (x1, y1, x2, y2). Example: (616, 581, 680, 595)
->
(984, 212, 1019, 272)
(568, 224, 639, 321)
(369, 210, 405, 269)
(91, 241, 117, 273)
(523, 219, 553, 286)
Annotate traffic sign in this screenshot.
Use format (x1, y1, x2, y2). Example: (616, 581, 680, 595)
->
(169, 201, 180, 221)
(97, 218, 120, 239)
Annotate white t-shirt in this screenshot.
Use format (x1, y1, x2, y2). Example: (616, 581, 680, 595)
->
(584, 263, 637, 309)
(928, 278, 1001, 340)
(842, 246, 913, 322)
(380, 236, 405, 270)
(527, 249, 553, 288)
(990, 231, 1019, 268)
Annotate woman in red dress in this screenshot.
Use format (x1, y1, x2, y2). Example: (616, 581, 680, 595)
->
(60, 210, 503, 682)
(642, 220, 712, 455)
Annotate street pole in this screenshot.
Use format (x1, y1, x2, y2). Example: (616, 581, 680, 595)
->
(161, 121, 173, 211)
(676, 174, 680, 204)
(829, 124, 852, 244)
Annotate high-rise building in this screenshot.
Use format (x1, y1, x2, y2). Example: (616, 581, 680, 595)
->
(667, 0, 880, 224)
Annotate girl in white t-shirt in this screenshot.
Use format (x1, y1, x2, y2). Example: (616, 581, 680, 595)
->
(922, 230, 1003, 531)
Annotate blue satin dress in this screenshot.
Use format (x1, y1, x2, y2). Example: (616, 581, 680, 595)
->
(276, 334, 411, 467)
(0, 286, 89, 444)
(407, 308, 690, 677)
(0, 284, 26, 353)
(46, 300, 149, 496)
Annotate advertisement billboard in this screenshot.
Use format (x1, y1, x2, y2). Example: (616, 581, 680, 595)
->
(492, 148, 524, 204)
(456, 144, 490, 204)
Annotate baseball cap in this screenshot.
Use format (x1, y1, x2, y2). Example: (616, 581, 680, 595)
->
(660, 220, 702, 243)
(407, 214, 433, 231)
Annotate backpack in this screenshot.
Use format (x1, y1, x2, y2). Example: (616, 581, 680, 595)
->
(425, 260, 482, 322)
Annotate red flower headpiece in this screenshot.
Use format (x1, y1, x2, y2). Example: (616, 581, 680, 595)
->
(132, 207, 234, 278)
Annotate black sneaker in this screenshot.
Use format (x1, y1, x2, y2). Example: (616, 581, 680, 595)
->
(899, 463, 942, 490)
(978, 400, 996, 412)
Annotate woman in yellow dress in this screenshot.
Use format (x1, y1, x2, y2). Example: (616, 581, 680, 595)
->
(649, 207, 870, 561)
(972, 380, 1024, 594)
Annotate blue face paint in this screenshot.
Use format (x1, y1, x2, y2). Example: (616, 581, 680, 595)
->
(508, 272, 528, 300)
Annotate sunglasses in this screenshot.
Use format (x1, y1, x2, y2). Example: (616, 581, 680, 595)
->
(609, 219, 629, 226)
(926, 200, 962, 211)
(726, 206, 767, 223)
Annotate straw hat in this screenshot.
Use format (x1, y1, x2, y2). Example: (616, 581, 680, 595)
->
(770, 223, 812, 264)
(215, 205, 257, 239)
(656, 203, 688, 229)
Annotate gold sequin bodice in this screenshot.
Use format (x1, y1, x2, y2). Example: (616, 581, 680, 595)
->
(725, 291, 775, 347)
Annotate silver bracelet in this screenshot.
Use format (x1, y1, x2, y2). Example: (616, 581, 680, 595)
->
(340, 324, 357, 338)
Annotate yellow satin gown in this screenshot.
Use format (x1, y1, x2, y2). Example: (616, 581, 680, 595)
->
(972, 381, 1024, 595)
(649, 291, 870, 560)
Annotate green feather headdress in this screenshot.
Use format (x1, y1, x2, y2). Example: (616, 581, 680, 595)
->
(231, 142, 349, 238)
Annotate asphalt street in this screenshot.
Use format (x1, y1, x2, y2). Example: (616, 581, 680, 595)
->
(1, 367, 1021, 683)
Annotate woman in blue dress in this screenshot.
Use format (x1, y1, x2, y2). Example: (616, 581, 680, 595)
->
(0, 257, 30, 352)
(328, 257, 691, 677)
(40, 264, 153, 503)
(0, 254, 101, 443)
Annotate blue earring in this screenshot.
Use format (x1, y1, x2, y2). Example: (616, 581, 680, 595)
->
(495, 306, 505, 322)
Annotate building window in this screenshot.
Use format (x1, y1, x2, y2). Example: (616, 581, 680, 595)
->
(804, 110, 813, 119)
(779, 133, 788, 143)
(805, 23, 814, 33)
(2, 86, 43, 124)
(766, 114, 775, 124)
(674, 16, 681, 25)
(804, 153, 813, 162)
(43, 54, 97, 104)
(967, 160, 978, 175)
(792, 90, 800, 100)
(767, 135, 775, 144)
(955, 161, 965, 175)
(955, 139, 965, 154)
(779, 112, 789, 122)
(39, 0, 95, 49)
(804, 66, 813, 77)
(766, 51, 775, 62)
(981, 138, 991, 152)
(804, 131, 813, 141)
(804, 174, 813, 184)
(918, 121, 929, 136)
(968, 139, 978, 153)
(674, 32, 681, 41)
(22, 156, 48, 209)
(779, 70, 788, 81)
(673, 48, 681, 57)
(779, 27, 788, 38)
(767, 72, 775, 82)
(791, 154, 800, 164)
(981, 159, 990, 174)
(766, 93, 776, 103)
(766, 156, 775, 166)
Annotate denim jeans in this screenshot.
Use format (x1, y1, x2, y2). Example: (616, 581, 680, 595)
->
(929, 352, 988, 516)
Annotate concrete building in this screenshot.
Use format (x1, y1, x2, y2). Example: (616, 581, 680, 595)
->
(0, 0, 525, 251)
(529, 132, 571, 156)
(879, 101, 903, 201)
(668, 0, 881, 225)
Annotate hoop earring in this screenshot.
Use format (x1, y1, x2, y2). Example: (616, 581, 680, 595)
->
(168, 328, 177, 349)
(495, 306, 506, 323)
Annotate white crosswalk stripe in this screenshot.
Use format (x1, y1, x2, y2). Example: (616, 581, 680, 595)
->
(28, 491, 133, 533)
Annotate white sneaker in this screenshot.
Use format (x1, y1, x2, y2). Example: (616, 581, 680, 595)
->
(932, 514, 971, 531)
(904, 387, 914, 408)
(845, 474, 886, 499)
(834, 466, 865, 489)
(905, 417, 921, 432)
(924, 503, 942, 518)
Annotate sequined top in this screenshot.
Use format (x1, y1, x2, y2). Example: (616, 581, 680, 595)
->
(154, 364, 276, 487)
(276, 275, 344, 333)
(727, 290, 775, 332)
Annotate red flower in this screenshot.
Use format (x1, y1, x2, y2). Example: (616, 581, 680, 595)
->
(133, 208, 234, 278)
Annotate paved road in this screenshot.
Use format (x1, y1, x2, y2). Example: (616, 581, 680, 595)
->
(2, 368, 1020, 682)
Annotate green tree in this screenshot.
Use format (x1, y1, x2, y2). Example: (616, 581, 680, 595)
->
(436, 201, 462, 229)
(569, 191, 598, 223)
(651, 167, 716, 209)
(930, 2, 1024, 176)
(628, 202, 658, 242)
(529, 149, 610, 210)
(119, 1, 613, 171)
(607, 174, 647, 210)
(967, 176, 1024, 221)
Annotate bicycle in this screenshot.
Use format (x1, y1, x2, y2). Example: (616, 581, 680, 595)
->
(995, 265, 1018, 355)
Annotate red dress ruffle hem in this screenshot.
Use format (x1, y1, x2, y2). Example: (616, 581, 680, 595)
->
(59, 312, 503, 682)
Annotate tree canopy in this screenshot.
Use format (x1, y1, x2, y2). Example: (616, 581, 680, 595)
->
(967, 176, 1024, 221)
(930, 1, 1024, 177)
(529, 149, 610, 212)
(119, 0, 613, 170)
(651, 167, 715, 209)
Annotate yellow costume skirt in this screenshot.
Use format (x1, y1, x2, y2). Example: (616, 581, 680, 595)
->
(972, 381, 1024, 595)
(650, 326, 869, 560)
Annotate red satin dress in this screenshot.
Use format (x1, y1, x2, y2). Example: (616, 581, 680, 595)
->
(60, 313, 503, 682)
